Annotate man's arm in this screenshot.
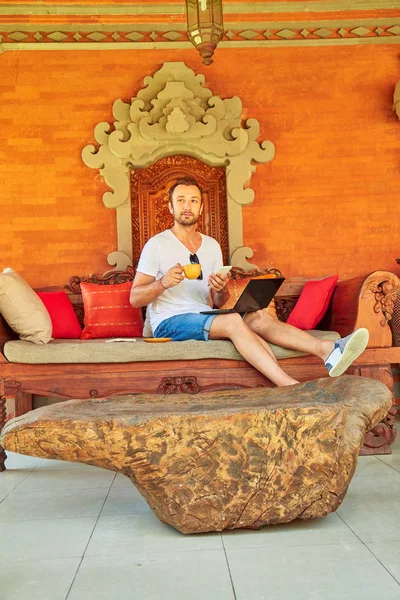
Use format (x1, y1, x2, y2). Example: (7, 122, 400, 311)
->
(130, 264, 184, 308)
(209, 272, 231, 308)
(130, 272, 163, 308)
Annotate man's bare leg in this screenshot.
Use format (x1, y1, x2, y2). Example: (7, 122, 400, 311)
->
(252, 331, 279, 364)
(244, 310, 335, 362)
(209, 313, 298, 386)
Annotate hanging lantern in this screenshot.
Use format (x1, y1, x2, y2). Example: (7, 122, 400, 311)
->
(185, 0, 224, 66)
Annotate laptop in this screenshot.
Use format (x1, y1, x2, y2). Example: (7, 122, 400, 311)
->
(200, 278, 285, 315)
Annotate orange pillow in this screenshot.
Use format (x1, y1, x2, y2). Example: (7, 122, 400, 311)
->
(220, 274, 278, 318)
(80, 281, 143, 339)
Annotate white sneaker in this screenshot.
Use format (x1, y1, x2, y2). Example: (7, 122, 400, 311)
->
(324, 328, 369, 377)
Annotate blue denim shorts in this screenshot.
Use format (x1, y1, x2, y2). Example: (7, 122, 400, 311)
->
(154, 312, 218, 341)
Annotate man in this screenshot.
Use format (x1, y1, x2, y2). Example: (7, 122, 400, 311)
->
(130, 176, 369, 386)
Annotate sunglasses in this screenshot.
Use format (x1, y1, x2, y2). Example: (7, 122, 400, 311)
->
(189, 253, 203, 280)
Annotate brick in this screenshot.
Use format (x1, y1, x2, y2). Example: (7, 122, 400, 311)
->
(1, 46, 400, 286)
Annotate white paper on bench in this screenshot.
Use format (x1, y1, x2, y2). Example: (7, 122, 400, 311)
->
(104, 338, 138, 342)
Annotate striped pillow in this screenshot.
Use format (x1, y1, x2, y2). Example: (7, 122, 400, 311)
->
(80, 281, 143, 339)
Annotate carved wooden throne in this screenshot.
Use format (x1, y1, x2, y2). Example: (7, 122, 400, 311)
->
(130, 154, 230, 267)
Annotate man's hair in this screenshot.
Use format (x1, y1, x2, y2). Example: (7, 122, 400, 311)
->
(168, 177, 203, 204)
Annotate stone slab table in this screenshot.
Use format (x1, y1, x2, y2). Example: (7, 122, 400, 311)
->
(0, 375, 392, 534)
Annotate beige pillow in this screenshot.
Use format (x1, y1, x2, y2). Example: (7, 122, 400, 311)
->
(0, 268, 52, 343)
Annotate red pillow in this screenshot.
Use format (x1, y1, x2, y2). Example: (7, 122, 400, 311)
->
(80, 281, 143, 339)
(36, 291, 82, 339)
(286, 275, 339, 330)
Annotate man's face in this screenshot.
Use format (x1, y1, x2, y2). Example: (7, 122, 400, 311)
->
(169, 184, 203, 226)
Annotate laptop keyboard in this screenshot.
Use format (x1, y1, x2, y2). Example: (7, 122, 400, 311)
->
(200, 309, 235, 314)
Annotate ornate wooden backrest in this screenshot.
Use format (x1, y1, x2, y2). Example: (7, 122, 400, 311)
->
(63, 269, 400, 340)
(130, 154, 229, 266)
(65, 268, 136, 327)
(64, 266, 286, 325)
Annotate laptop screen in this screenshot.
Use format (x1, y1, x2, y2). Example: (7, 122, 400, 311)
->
(234, 278, 285, 313)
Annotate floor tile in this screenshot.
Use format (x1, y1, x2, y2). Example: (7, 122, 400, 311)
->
(389, 430, 400, 454)
(68, 550, 234, 600)
(0, 517, 97, 561)
(101, 485, 152, 517)
(366, 542, 400, 584)
(0, 558, 80, 600)
(35, 458, 103, 471)
(111, 473, 133, 488)
(0, 488, 109, 521)
(354, 455, 394, 476)
(340, 499, 400, 539)
(377, 453, 400, 473)
(4, 451, 43, 471)
(222, 513, 358, 550)
(344, 470, 400, 503)
(0, 469, 32, 494)
(226, 543, 400, 600)
(85, 514, 223, 558)
(14, 468, 115, 492)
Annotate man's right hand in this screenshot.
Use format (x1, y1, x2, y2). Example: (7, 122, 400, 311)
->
(160, 263, 184, 289)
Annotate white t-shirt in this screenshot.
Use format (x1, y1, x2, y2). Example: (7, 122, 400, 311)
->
(137, 229, 223, 332)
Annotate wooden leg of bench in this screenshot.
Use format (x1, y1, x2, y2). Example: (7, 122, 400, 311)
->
(353, 365, 398, 455)
(361, 403, 397, 455)
(0, 396, 6, 471)
(15, 393, 33, 417)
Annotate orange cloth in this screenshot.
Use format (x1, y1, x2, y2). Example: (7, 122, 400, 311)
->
(220, 274, 278, 318)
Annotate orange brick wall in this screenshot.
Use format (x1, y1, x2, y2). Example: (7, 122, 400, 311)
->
(1, 45, 400, 287)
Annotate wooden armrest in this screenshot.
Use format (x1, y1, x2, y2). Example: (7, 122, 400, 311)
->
(329, 271, 399, 348)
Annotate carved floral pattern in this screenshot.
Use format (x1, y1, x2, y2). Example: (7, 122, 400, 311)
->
(158, 377, 201, 395)
(230, 266, 283, 280)
(157, 376, 268, 395)
(275, 299, 297, 323)
(66, 268, 135, 295)
(361, 271, 399, 328)
(82, 61, 275, 272)
(370, 279, 398, 325)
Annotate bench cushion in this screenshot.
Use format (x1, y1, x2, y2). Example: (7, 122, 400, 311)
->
(3, 330, 339, 364)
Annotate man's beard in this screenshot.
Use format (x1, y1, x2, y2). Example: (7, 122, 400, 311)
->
(174, 213, 200, 226)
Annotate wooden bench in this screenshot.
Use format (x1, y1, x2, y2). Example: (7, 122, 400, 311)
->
(1, 268, 399, 470)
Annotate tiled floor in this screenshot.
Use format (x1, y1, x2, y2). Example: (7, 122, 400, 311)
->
(1, 426, 400, 600)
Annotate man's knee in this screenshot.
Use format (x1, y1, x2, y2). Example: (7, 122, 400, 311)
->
(209, 312, 245, 338)
(245, 309, 273, 328)
(221, 313, 245, 332)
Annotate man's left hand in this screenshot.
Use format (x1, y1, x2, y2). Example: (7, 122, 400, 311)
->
(208, 271, 231, 293)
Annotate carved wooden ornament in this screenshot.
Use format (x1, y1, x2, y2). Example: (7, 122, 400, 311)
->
(82, 61, 275, 271)
(394, 80, 400, 121)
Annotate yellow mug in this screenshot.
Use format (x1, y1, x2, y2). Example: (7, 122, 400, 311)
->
(182, 263, 202, 280)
